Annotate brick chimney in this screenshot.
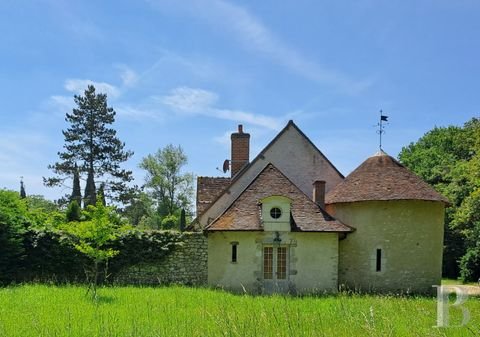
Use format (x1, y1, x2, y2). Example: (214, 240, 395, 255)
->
(313, 180, 326, 208)
(231, 124, 250, 177)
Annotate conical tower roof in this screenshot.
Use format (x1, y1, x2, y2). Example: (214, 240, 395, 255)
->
(325, 151, 449, 204)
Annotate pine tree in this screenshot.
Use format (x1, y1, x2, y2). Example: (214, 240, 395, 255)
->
(71, 164, 82, 206)
(44, 85, 134, 206)
(19, 179, 26, 199)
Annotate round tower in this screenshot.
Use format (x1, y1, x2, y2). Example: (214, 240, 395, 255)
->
(325, 151, 449, 293)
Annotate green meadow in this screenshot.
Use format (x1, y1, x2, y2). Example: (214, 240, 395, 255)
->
(0, 285, 479, 337)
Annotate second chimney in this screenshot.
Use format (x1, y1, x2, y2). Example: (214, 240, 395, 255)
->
(313, 180, 326, 209)
(231, 124, 250, 177)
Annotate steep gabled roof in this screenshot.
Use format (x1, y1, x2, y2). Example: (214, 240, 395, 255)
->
(196, 177, 231, 215)
(325, 151, 450, 204)
(206, 163, 352, 232)
(232, 120, 344, 181)
(196, 120, 344, 220)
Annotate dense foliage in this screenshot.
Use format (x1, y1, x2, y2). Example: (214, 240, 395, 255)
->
(0, 190, 29, 283)
(0, 189, 184, 285)
(399, 118, 480, 281)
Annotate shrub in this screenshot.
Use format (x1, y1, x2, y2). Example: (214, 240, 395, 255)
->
(0, 190, 30, 283)
(460, 247, 480, 282)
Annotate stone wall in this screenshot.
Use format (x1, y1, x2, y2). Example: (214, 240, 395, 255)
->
(114, 232, 207, 285)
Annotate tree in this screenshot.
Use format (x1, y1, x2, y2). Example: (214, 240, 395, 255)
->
(0, 190, 29, 283)
(122, 190, 153, 227)
(84, 171, 96, 208)
(180, 208, 186, 232)
(25, 194, 62, 228)
(98, 183, 106, 207)
(398, 118, 480, 280)
(71, 164, 82, 206)
(63, 198, 123, 298)
(66, 200, 81, 222)
(139, 144, 194, 227)
(20, 179, 26, 199)
(44, 85, 134, 207)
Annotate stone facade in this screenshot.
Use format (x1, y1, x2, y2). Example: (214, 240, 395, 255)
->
(114, 232, 207, 285)
(326, 200, 445, 293)
(208, 231, 339, 294)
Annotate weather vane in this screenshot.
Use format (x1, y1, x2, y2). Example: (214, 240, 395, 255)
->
(376, 110, 389, 150)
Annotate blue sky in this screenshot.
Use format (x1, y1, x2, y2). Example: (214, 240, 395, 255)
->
(1, 0, 479, 200)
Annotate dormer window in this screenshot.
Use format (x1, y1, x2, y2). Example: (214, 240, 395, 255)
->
(270, 207, 282, 219)
(260, 195, 292, 232)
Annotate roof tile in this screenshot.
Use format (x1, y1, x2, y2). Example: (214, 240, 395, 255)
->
(206, 164, 352, 232)
(196, 177, 231, 215)
(325, 151, 449, 204)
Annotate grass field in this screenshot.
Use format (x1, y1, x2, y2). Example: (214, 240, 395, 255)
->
(0, 285, 479, 337)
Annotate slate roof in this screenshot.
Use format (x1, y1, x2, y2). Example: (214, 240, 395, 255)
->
(325, 151, 450, 204)
(196, 177, 231, 215)
(206, 163, 352, 232)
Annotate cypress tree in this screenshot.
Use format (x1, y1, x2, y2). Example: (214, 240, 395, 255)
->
(180, 208, 186, 232)
(44, 85, 133, 205)
(83, 170, 96, 208)
(71, 164, 82, 206)
(98, 183, 106, 207)
(19, 179, 26, 199)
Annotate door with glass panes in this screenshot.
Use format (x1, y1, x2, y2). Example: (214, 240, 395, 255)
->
(263, 246, 289, 293)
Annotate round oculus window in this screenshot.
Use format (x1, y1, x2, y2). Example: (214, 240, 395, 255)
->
(270, 207, 282, 219)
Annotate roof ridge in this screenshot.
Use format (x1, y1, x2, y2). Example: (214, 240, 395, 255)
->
(196, 120, 344, 221)
(206, 162, 352, 232)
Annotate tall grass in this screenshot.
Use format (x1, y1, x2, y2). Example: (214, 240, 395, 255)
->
(0, 285, 478, 336)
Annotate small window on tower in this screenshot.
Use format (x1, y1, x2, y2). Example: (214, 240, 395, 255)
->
(376, 249, 382, 272)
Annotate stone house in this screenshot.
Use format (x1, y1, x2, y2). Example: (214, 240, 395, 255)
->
(195, 121, 448, 294)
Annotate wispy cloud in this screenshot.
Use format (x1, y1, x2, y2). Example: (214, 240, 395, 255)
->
(116, 105, 165, 122)
(162, 87, 218, 112)
(64, 79, 121, 98)
(45, 0, 105, 41)
(160, 86, 283, 130)
(49, 95, 75, 114)
(116, 64, 139, 87)
(147, 0, 371, 94)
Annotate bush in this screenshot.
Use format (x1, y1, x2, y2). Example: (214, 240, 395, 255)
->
(21, 228, 87, 283)
(0, 190, 30, 283)
(65, 201, 81, 222)
(460, 247, 480, 282)
(161, 214, 178, 230)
